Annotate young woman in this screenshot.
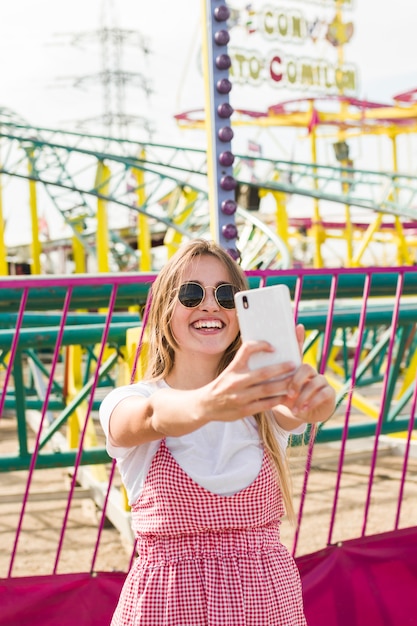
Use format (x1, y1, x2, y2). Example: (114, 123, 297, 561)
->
(100, 238, 336, 625)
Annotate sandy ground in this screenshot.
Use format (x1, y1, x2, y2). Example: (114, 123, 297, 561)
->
(1, 409, 417, 579)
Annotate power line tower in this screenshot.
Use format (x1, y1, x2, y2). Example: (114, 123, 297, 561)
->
(54, 0, 154, 140)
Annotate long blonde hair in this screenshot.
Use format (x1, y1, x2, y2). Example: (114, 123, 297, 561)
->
(144, 239, 295, 521)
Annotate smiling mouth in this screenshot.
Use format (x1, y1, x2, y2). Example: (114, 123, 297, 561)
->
(192, 320, 224, 330)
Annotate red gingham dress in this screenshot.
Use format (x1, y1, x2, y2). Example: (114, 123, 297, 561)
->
(111, 440, 307, 626)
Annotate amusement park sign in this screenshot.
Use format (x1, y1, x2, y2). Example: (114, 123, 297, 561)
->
(228, 1, 358, 95)
(229, 49, 356, 92)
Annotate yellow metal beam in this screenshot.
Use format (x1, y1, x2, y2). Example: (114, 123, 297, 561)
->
(0, 173, 7, 275)
(133, 150, 152, 271)
(27, 149, 42, 275)
(72, 223, 86, 274)
(95, 161, 111, 273)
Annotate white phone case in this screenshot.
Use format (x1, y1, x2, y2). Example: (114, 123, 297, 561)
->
(234, 284, 301, 371)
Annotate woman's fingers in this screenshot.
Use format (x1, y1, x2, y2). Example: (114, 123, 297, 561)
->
(234, 340, 298, 381)
(284, 364, 336, 420)
(213, 341, 299, 416)
(214, 341, 335, 424)
(295, 323, 305, 357)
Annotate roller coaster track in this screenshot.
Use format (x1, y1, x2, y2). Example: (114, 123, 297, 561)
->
(1, 115, 417, 270)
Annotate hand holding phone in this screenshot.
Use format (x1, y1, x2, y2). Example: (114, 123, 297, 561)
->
(234, 284, 301, 373)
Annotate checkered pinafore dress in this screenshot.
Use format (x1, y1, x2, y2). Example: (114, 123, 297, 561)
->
(111, 439, 307, 626)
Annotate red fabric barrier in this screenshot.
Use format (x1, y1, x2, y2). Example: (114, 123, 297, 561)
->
(298, 526, 417, 626)
(1, 527, 417, 625)
(0, 571, 125, 626)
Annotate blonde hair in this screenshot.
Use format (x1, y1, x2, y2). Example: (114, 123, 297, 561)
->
(144, 238, 295, 522)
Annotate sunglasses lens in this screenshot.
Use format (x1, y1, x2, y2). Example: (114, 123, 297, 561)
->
(178, 283, 204, 307)
(216, 284, 236, 309)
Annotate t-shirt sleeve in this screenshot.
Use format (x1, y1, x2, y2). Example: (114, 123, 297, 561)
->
(99, 382, 153, 459)
(270, 418, 307, 455)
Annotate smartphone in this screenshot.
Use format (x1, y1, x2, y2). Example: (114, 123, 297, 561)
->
(234, 284, 301, 372)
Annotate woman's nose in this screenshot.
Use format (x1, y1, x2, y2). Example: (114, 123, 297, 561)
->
(201, 286, 219, 309)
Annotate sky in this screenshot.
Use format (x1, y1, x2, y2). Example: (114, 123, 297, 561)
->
(1, 0, 417, 249)
(1, 0, 416, 143)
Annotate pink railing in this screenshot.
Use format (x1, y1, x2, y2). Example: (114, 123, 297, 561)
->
(1, 267, 416, 580)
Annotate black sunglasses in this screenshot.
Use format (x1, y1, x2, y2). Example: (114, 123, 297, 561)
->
(177, 282, 238, 309)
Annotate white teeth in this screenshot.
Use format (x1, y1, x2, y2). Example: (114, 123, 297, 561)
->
(193, 320, 222, 329)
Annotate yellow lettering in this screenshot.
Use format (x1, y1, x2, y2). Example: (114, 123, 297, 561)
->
(325, 66, 334, 89)
(287, 61, 297, 84)
(230, 53, 246, 79)
(335, 67, 344, 90)
(264, 10, 274, 35)
(259, 7, 306, 42)
(301, 63, 314, 86)
(229, 46, 358, 94)
(249, 56, 261, 80)
(292, 16, 302, 39)
(344, 70, 356, 91)
(278, 13, 288, 37)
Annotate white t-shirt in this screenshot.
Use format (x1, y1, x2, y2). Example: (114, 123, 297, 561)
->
(99, 379, 303, 505)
